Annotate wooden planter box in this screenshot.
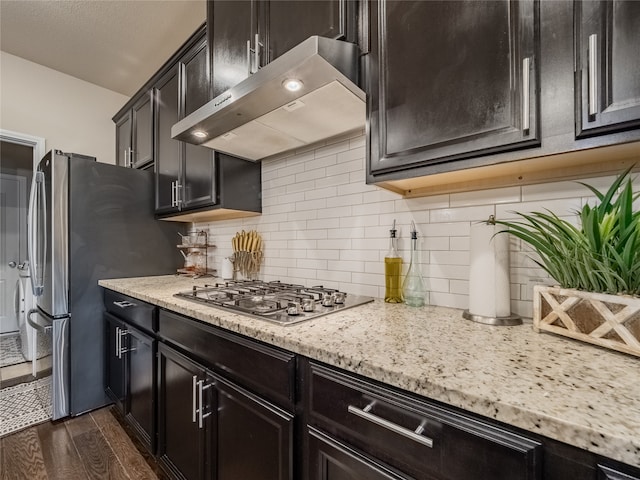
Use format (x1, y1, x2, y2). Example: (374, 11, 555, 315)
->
(533, 285, 640, 358)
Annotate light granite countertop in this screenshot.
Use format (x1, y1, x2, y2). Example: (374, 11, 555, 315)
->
(99, 275, 640, 468)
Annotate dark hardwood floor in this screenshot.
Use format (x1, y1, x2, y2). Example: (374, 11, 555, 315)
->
(0, 406, 168, 480)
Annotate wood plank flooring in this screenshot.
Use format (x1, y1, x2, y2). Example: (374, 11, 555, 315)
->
(0, 406, 168, 480)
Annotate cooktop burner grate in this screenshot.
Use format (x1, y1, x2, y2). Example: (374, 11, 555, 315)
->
(174, 280, 374, 325)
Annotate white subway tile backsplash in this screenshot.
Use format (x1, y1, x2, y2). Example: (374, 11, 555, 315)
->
(316, 269, 352, 283)
(297, 258, 328, 270)
(495, 198, 582, 220)
(425, 222, 470, 237)
(327, 193, 363, 207)
(428, 278, 450, 293)
(429, 292, 468, 310)
(352, 201, 395, 216)
(197, 133, 626, 320)
(449, 279, 469, 295)
(422, 236, 450, 251)
(286, 179, 316, 194)
(329, 259, 366, 272)
(314, 139, 351, 158)
(308, 153, 337, 170)
(316, 172, 351, 188)
(295, 198, 327, 211)
(352, 272, 384, 286)
(296, 229, 329, 241)
(430, 205, 495, 223)
(449, 237, 469, 251)
(427, 264, 469, 281)
(450, 186, 521, 207)
(430, 250, 470, 266)
(327, 226, 365, 239)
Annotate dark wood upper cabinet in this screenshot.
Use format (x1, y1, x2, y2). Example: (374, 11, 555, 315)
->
(131, 92, 154, 168)
(182, 35, 212, 117)
(209, 0, 254, 99)
(575, 0, 640, 138)
(209, 0, 356, 98)
(154, 30, 217, 216)
(155, 67, 181, 214)
(115, 113, 132, 168)
(262, 1, 354, 63)
(114, 91, 153, 169)
(368, 0, 540, 177)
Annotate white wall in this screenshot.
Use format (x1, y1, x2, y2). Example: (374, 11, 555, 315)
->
(0, 52, 129, 164)
(195, 132, 639, 319)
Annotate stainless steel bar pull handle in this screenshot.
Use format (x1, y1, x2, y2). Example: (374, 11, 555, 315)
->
(115, 326, 121, 358)
(192, 375, 198, 423)
(117, 329, 129, 358)
(171, 181, 177, 207)
(588, 34, 598, 116)
(247, 39, 252, 75)
(254, 33, 261, 73)
(348, 404, 434, 448)
(197, 380, 213, 429)
(113, 300, 136, 308)
(522, 57, 531, 132)
(175, 183, 182, 205)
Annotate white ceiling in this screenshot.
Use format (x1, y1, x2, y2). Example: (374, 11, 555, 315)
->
(0, 0, 206, 97)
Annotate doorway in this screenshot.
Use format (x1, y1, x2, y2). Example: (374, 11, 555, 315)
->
(0, 132, 48, 388)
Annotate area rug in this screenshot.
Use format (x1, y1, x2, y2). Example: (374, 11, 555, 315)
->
(0, 377, 52, 437)
(0, 334, 24, 368)
(0, 333, 52, 368)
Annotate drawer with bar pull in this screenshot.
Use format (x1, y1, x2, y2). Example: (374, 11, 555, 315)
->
(104, 289, 156, 333)
(305, 360, 541, 480)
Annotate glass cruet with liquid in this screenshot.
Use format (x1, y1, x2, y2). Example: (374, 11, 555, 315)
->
(384, 220, 403, 303)
(402, 221, 426, 307)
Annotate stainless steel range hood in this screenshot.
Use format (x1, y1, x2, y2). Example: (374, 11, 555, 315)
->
(171, 36, 365, 161)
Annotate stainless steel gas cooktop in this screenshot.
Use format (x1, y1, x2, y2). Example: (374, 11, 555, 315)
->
(174, 280, 374, 325)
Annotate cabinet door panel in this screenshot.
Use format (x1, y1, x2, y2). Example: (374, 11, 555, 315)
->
(132, 92, 153, 168)
(155, 68, 181, 214)
(115, 113, 132, 168)
(368, 0, 539, 175)
(182, 38, 211, 117)
(264, 1, 348, 63)
(183, 145, 216, 209)
(105, 314, 125, 409)
(210, 0, 254, 99)
(576, 0, 640, 137)
(126, 327, 154, 452)
(158, 344, 209, 480)
(308, 428, 408, 480)
(216, 378, 293, 480)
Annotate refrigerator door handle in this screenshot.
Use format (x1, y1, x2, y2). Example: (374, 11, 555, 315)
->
(27, 308, 52, 332)
(27, 171, 46, 296)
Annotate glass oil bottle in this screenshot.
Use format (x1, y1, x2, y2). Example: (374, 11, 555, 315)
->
(384, 220, 403, 303)
(403, 221, 426, 307)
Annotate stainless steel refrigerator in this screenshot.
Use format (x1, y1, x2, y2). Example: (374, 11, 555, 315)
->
(27, 150, 184, 419)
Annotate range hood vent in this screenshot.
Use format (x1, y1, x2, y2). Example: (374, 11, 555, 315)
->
(171, 36, 365, 161)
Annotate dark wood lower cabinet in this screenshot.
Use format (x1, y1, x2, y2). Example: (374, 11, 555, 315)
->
(215, 379, 293, 480)
(308, 427, 409, 480)
(105, 314, 126, 409)
(126, 326, 155, 451)
(104, 312, 155, 453)
(157, 343, 211, 480)
(157, 341, 293, 480)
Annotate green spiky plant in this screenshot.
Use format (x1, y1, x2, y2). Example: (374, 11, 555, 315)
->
(496, 166, 640, 296)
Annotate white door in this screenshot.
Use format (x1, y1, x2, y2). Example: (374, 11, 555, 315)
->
(0, 173, 27, 333)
